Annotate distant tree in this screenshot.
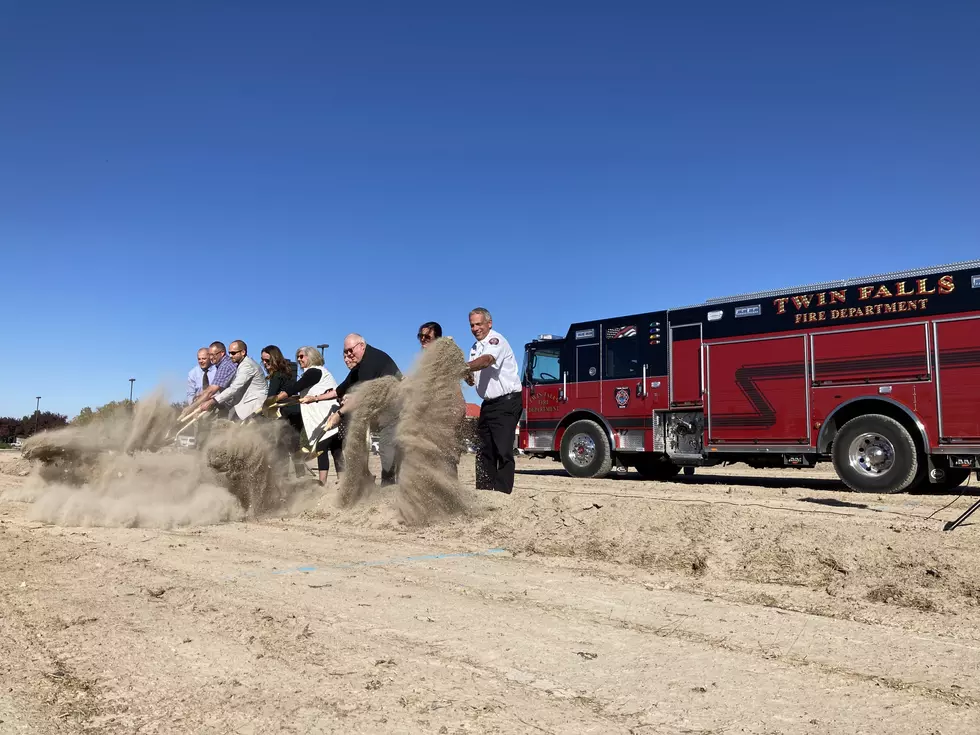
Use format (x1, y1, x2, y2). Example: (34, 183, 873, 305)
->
(0, 417, 22, 441)
(72, 400, 131, 426)
(74, 407, 95, 425)
(0, 412, 68, 439)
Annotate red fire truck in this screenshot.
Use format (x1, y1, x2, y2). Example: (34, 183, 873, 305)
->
(519, 259, 980, 494)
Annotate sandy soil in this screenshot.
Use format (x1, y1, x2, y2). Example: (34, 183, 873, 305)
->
(2, 448, 979, 734)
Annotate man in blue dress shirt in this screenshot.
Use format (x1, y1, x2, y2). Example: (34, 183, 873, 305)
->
(186, 348, 217, 405)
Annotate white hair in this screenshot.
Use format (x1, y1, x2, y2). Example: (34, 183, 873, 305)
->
(295, 345, 324, 366)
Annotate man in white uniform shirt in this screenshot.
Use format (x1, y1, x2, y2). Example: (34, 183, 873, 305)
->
(466, 307, 523, 494)
(199, 340, 268, 421)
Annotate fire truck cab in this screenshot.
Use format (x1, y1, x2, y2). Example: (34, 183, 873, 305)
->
(520, 259, 980, 494)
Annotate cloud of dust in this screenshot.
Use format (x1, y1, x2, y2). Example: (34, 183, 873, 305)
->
(12, 392, 309, 528)
(333, 338, 472, 526)
(394, 338, 471, 525)
(337, 375, 401, 508)
(25, 452, 243, 528)
(206, 420, 308, 516)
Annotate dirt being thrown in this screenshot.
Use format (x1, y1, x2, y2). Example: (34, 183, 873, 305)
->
(337, 376, 401, 509)
(394, 337, 471, 525)
(206, 420, 305, 516)
(11, 393, 305, 528)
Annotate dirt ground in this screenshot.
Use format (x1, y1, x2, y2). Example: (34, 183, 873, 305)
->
(2, 448, 979, 734)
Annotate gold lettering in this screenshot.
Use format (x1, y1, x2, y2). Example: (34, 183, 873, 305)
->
(874, 285, 893, 299)
(791, 294, 814, 310)
(774, 297, 789, 314)
(917, 278, 935, 295)
(919, 298, 929, 309)
(795, 313, 805, 324)
(818, 311, 827, 321)
(896, 280, 914, 296)
(830, 290, 846, 304)
(816, 292, 827, 306)
(859, 286, 875, 300)
(883, 303, 896, 313)
(831, 309, 841, 319)
(938, 275, 955, 295)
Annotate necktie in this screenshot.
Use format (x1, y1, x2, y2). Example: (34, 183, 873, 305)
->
(202, 369, 209, 390)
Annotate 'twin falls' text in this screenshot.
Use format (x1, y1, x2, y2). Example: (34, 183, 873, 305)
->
(772, 275, 956, 324)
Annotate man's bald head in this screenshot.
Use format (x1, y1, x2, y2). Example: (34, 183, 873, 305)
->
(343, 333, 366, 367)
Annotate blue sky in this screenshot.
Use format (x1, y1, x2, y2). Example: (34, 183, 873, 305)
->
(2, 1, 978, 419)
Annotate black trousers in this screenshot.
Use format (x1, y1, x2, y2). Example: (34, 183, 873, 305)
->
(475, 392, 522, 493)
(316, 434, 345, 474)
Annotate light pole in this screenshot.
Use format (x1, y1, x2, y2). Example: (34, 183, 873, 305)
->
(316, 343, 329, 361)
(129, 378, 135, 404)
(34, 396, 41, 436)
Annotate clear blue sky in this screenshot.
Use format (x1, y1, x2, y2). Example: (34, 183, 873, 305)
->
(2, 1, 978, 419)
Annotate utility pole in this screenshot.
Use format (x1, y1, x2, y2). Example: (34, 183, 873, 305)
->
(129, 378, 135, 404)
(316, 343, 329, 361)
(34, 396, 41, 436)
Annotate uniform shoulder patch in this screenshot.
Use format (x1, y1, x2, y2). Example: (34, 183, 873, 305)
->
(489, 338, 499, 345)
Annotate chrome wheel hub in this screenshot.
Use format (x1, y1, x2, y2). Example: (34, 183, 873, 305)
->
(848, 432, 896, 477)
(568, 433, 596, 468)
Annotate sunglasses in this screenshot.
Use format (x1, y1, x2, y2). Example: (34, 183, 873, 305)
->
(418, 333, 434, 343)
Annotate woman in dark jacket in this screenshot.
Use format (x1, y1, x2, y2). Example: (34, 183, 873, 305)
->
(261, 345, 305, 473)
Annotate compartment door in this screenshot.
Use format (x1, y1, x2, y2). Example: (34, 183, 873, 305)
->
(935, 317, 980, 442)
(707, 335, 809, 445)
(670, 324, 702, 406)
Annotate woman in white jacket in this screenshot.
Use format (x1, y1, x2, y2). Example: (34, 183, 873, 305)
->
(275, 346, 343, 485)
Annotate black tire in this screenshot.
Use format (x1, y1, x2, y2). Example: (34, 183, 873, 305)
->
(831, 414, 919, 494)
(560, 420, 613, 479)
(632, 454, 681, 481)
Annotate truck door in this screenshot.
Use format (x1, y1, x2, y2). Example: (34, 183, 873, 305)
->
(935, 316, 980, 443)
(576, 341, 602, 410)
(670, 324, 703, 406)
(523, 343, 564, 452)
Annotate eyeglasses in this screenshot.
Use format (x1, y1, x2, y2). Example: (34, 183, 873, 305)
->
(343, 343, 364, 356)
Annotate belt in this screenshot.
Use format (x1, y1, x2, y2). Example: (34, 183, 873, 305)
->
(482, 391, 521, 404)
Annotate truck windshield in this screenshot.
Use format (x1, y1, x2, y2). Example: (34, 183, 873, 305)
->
(527, 346, 561, 384)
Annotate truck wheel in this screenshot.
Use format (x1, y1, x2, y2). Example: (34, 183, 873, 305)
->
(831, 414, 919, 494)
(560, 420, 613, 479)
(633, 455, 680, 481)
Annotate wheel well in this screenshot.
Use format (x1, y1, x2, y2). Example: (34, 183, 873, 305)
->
(818, 398, 928, 457)
(556, 411, 614, 448)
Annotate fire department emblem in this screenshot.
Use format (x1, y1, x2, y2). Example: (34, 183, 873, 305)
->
(615, 387, 630, 409)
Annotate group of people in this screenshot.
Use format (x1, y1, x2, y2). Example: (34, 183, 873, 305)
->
(183, 308, 525, 494)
